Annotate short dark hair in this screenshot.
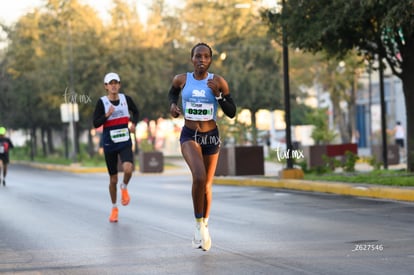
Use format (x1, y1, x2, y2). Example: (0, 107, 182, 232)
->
(191, 42, 212, 58)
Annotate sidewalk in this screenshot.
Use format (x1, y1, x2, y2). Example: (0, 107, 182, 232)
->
(214, 160, 414, 203)
(22, 159, 414, 203)
(158, 158, 414, 203)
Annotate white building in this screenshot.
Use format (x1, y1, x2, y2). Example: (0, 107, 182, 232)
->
(356, 66, 406, 149)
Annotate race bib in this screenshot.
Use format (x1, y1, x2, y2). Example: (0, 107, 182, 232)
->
(0, 145, 4, 154)
(110, 128, 130, 143)
(184, 102, 214, 121)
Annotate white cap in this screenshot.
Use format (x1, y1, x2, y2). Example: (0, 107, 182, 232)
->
(104, 72, 120, 84)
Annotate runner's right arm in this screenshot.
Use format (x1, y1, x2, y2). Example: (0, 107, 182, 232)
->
(93, 100, 106, 128)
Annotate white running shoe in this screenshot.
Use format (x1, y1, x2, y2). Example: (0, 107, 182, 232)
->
(192, 222, 202, 249)
(201, 221, 212, 251)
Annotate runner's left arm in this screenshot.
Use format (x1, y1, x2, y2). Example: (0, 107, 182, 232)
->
(126, 95, 139, 125)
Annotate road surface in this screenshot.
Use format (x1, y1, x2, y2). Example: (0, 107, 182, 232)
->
(1, 164, 413, 274)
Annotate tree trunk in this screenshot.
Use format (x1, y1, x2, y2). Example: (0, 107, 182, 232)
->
(75, 123, 80, 161)
(41, 128, 47, 157)
(30, 126, 36, 160)
(331, 88, 349, 143)
(348, 74, 358, 144)
(87, 129, 94, 157)
(401, 35, 414, 172)
(250, 109, 258, 146)
(47, 128, 55, 154)
(403, 77, 414, 171)
(402, 67, 414, 171)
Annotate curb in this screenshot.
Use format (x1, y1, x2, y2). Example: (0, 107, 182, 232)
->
(20, 162, 414, 203)
(213, 177, 414, 203)
(27, 162, 108, 173)
(23, 162, 185, 174)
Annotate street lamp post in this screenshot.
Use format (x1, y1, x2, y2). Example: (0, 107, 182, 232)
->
(244, 0, 302, 178)
(379, 57, 388, 169)
(281, 0, 293, 169)
(367, 60, 372, 145)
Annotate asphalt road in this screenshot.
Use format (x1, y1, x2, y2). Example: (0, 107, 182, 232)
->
(1, 164, 414, 275)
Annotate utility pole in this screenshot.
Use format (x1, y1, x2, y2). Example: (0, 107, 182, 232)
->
(282, 0, 293, 169)
(379, 57, 388, 169)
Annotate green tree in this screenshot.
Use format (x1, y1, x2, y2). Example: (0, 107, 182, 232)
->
(314, 53, 365, 143)
(2, 0, 107, 158)
(0, 0, 290, 159)
(309, 108, 337, 145)
(2, 10, 50, 158)
(264, 0, 414, 170)
(287, 49, 330, 126)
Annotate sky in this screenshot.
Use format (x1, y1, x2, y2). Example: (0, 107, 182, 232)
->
(0, 0, 150, 25)
(0, 0, 152, 49)
(0, 1, 276, 25)
(0, 0, 42, 24)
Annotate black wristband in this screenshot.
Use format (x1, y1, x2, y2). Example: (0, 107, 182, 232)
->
(218, 93, 236, 118)
(168, 86, 181, 105)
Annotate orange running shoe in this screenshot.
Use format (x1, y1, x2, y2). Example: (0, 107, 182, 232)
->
(121, 188, 130, 206)
(109, 207, 118, 223)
